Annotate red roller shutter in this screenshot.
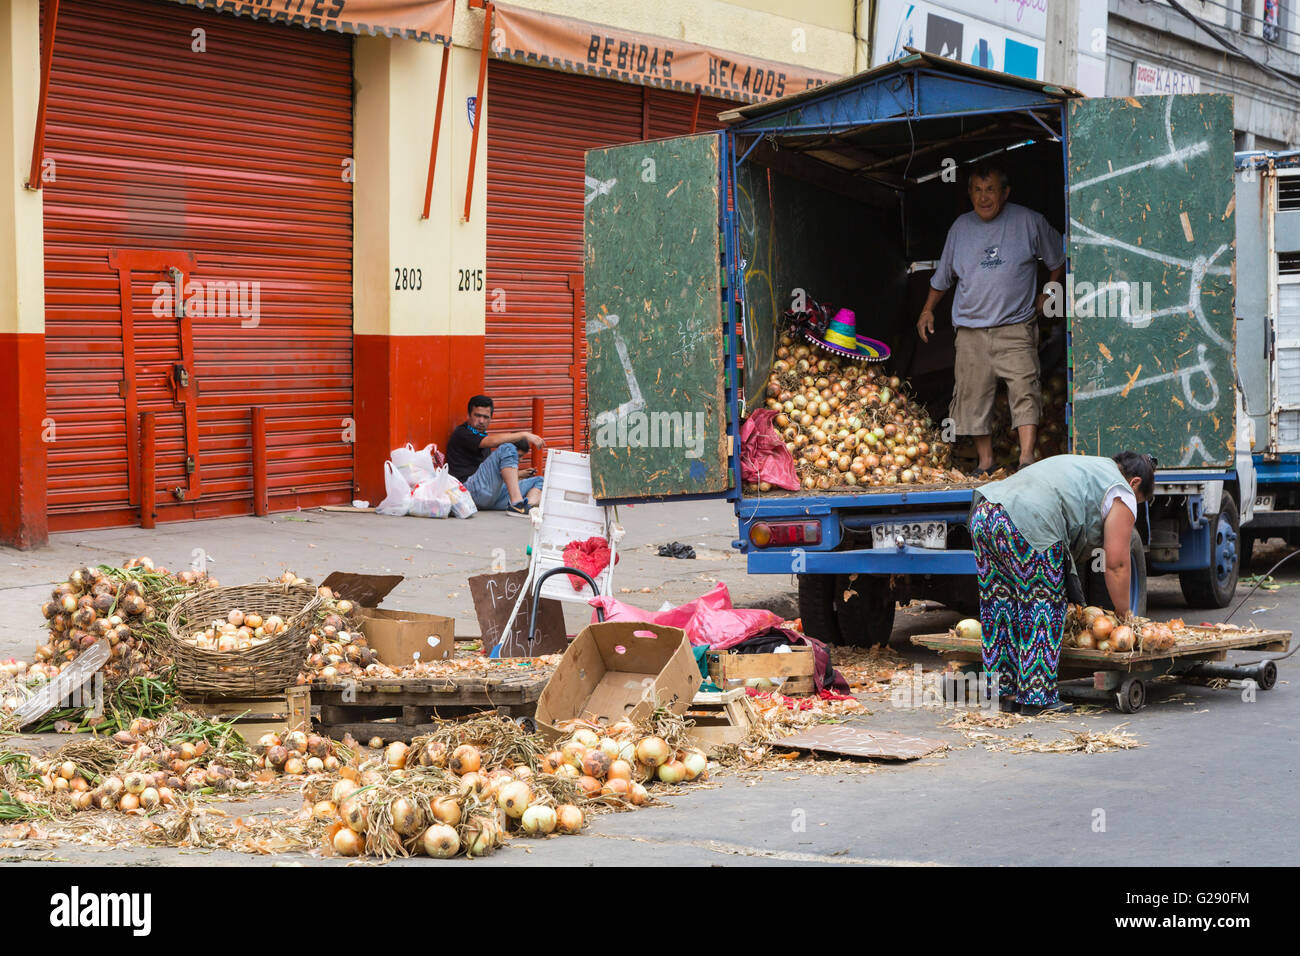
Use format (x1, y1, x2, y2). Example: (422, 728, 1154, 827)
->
(485, 61, 732, 451)
(42, 0, 354, 530)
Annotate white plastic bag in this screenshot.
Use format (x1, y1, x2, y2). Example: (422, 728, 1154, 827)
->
(423, 466, 478, 519)
(376, 461, 414, 516)
(408, 480, 452, 518)
(391, 443, 438, 488)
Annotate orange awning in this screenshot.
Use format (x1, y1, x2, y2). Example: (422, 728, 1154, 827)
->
(489, 2, 840, 103)
(162, 0, 454, 44)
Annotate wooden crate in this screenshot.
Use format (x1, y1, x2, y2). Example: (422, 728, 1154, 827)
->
(192, 686, 312, 741)
(707, 645, 816, 695)
(684, 689, 752, 753)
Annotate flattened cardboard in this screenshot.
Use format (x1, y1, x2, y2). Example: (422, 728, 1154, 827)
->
(776, 727, 945, 761)
(467, 569, 566, 657)
(535, 622, 700, 740)
(320, 571, 404, 608)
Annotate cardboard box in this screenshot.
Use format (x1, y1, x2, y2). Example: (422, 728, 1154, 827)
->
(320, 572, 456, 666)
(535, 621, 701, 740)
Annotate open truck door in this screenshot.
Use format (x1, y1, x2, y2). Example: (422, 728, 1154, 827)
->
(1066, 94, 1237, 467)
(583, 133, 734, 502)
(1068, 94, 1244, 608)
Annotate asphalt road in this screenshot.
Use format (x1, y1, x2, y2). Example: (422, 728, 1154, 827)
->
(1, 502, 1296, 866)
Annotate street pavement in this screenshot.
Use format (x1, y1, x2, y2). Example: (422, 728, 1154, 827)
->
(1, 501, 1296, 867)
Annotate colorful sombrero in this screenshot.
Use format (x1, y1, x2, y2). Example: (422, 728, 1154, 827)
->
(804, 308, 891, 363)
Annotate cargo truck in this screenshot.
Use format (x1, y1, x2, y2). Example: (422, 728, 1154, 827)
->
(583, 54, 1254, 647)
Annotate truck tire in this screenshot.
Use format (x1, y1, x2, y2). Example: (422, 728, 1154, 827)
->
(837, 575, 897, 648)
(1179, 492, 1240, 609)
(1086, 527, 1148, 618)
(797, 574, 840, 646)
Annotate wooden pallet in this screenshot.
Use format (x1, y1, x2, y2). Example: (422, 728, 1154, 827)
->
(190, 686, 312, 741)
(913, 626, 1290, 673)
(684, 689, 753, 753)
(707, 645, 816, 695)
(311, 671, 551, 743)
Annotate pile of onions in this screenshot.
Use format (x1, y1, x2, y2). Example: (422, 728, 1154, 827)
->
(187, 608, 283, 651)
(294, 586, 372, 686)
(1138, 622, 1177, 652)
(1065, 605, 1167, 654)
(759, 334, 958, 491)
(253, 729, 341, 777)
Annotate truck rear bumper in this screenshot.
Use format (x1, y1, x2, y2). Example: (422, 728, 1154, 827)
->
(1244, 510, 1300, 528)
(747, 546, 977, 575)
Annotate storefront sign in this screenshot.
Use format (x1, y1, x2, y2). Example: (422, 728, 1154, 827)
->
(1133, 62, 1201, 95)
(489, 3, 840, 103)
(163, 0, 454, 44)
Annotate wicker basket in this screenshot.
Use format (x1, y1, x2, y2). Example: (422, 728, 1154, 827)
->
(163, 584, 320, 696)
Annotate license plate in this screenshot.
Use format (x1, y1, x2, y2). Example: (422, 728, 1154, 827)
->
(1255, 495, 1275, 512)
(872, 521, 947, 549)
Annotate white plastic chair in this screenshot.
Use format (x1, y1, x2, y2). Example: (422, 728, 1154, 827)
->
(499, 449, 624, 651)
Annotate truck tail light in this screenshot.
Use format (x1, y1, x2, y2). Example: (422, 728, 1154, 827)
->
(749, 520, 822, 548)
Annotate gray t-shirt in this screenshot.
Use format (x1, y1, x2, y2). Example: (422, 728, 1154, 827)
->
(930, 203, 1065, 328)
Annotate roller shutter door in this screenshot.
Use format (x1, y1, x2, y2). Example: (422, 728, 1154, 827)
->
(42, 0, 354, 529)
(485, 61, 732, 450)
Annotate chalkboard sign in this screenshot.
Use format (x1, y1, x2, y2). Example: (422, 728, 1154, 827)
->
(468, 569, 567, 657)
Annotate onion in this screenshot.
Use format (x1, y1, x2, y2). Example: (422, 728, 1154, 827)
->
(59, 761, 77, 781)
(385, 742, 409, 770)
(561, 740, 587, 769)
(431, 795, 462, 826)
(118, 792, 140, 812)
(607, 759, 634, 781)
(1075, 633, 1097, 650)
(1091, 616, 1115, 640)
(539, 750, 563, 774)
(521, 804, 557, 835)
(657, 760, 687, 784)
(459, 772, 488, 796)
(1111, 625, 1135, 652)
(124, 771, 147, 795)
(555, 804, 585, 834)
(305, 756, 324, 774)
(140, 787, 160, 810)
(313, 800, 338, 821)
(450, 744, 481, 774)
(581, 749, 612, 780)
(634, 736, 671, 767)
(601, 777, 631, 797)
(576, 775, 602, 797)
(497, 780, 533, 819)
(332, 778, 358, 804)
(391, 796, 423, 836)
(421, 824, 460, 858)
(464, 818, 499, 857)
(333, 827, 364, 857)
(629, 782, 649, 806)
(341, 795, 369, 832)
(681, 749, 708, 781)
(1082, 606, 1105, 626)
(283, 757, 305, 775)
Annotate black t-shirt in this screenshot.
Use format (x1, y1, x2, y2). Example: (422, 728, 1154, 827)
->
(446, 424, 486, 482)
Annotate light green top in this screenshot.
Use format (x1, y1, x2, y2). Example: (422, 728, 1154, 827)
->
(973, 456, 1129, 566)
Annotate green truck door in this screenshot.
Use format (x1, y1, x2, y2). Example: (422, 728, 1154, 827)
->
(583, 133, 731, 500)
(1067, 94, 1237, 468)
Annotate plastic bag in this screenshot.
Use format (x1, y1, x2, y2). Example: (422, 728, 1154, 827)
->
(740, 408, 801, 491)
(588, 582, 781, 649)
(391, 443, 443, 488)
(376, 461, 414, 516)
(422, 466, 478, 519)
(408, 480, 452, 518)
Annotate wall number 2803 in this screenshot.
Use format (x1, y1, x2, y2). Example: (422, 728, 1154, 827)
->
(393, 267, 422, 291)
(458, 268, 484, 292)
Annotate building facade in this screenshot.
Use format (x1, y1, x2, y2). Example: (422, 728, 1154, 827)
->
(1107, 0, 1300, 149)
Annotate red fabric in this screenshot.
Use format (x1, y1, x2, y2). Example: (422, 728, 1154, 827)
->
(745, 688, 856, 710)
(562, 536, 615, 590)
(588, 581, 782, 649)
(740, 408, 801, 491)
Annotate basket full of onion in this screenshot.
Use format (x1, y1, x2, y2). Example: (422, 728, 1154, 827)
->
(163, 584, 320, 696)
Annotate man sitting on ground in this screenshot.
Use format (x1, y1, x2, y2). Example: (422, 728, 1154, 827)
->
(447, 395, 545, 516)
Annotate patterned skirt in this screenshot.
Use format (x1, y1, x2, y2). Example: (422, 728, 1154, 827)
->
(969, 499, 1068, 706)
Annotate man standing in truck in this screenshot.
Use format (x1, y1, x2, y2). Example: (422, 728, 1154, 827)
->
(916, 160, 1066, 477)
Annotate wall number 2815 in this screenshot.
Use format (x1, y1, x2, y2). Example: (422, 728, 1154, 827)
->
(393, 267, 422, 291)
(458, 269, 484, 292)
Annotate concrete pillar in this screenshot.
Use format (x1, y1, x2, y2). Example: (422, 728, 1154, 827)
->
(352, 35, 487, 506)
(1045, 0, 1080, 90)
(0, 0, 47, 549)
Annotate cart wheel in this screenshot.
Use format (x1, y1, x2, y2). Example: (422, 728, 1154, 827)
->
(1116, 678, 1146, 713)
(1255, 660, 1278, 691)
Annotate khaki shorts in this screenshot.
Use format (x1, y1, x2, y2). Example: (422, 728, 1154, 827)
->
(950, 321, 1042, 436)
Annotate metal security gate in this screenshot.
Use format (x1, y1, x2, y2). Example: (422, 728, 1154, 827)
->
(42, 0, 354, 529)
(485, 61, 732, 450)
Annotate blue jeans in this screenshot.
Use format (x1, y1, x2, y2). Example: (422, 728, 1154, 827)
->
(463, 443, 544, 510)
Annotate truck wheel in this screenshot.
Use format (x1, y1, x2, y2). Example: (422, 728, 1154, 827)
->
(1179, 492, 1240, 609)
(797, 574, 840, 646)
(837, 575, 897, 648)
(1086, 527, 1148, 617)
